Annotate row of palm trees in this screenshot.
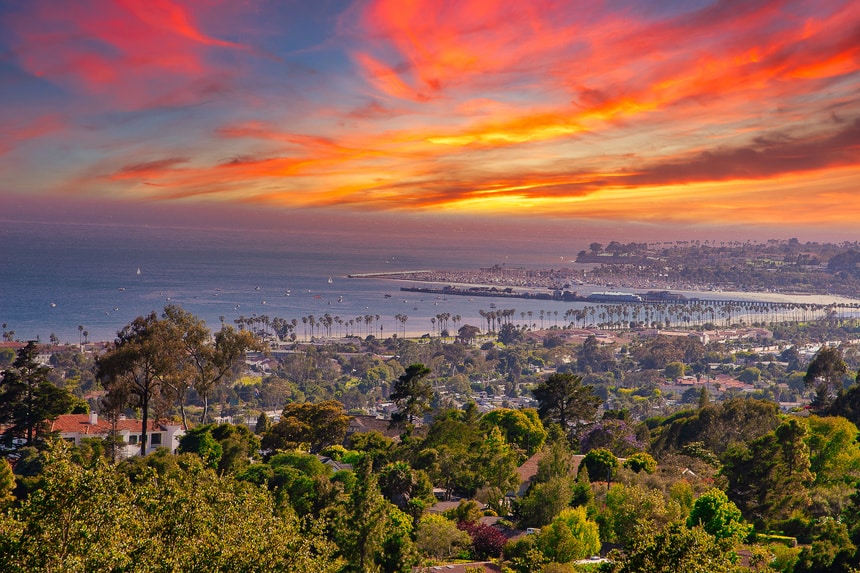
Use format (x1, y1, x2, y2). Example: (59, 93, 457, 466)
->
(429, 313, 462, 337)
(475, 300, 860, 334)
(559, 301, 860, 331)
(228, 299, 860, 343)
(233, 313, 388, 341)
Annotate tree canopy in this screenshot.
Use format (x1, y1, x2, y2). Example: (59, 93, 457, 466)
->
(532, 372, 600, 439)
(0, 341, 76, 450)
(804, 347, 850, 409)
(262, 400, 349, 454)
(389, 364, 433, 429)
(97, 307, 261, 455)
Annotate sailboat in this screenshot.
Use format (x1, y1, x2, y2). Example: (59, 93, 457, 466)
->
(327, 276, 333, 284)
(136, 267, 141, 275)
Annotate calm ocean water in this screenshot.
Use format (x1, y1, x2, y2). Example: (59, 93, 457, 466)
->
(2, 220, 600, 343)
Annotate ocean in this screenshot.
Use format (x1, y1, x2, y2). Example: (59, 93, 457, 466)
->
(2, 219, 600, 344)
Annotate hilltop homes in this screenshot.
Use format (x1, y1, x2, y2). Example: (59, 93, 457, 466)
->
(50, 412, 185, 458)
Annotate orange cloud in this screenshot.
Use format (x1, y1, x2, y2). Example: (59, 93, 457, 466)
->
(4, 0, 860, 233)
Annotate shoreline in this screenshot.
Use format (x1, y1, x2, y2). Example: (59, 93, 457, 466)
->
(354, 274, 860, 307)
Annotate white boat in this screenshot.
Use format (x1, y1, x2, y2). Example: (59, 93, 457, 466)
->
(327, 277, 333, 284)
(136, 268, 141, 275)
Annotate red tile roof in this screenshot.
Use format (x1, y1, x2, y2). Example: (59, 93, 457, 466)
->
(50, 414, 178, 435)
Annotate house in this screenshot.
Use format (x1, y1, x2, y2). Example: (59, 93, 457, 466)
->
(316, 454, 353, 472)
(515, 451, 545, 496)
(515, 452, 584, 496)
(50, 413, 185, 458)
(345, 415, 402, 441)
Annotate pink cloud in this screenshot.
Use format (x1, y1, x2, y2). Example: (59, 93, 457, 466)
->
(5, 0, 246, 110)
(0, 115, 65, 154)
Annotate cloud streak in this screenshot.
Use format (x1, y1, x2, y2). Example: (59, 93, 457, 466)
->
(0, 0, 858, 232)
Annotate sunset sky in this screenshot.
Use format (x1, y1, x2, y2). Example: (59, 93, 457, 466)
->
(1, 0, 859, 238)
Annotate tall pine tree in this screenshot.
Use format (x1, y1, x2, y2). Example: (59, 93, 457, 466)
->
(0, 341, 75, 450)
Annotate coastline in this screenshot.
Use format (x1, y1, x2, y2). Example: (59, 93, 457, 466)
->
(357, 274, 860, 307)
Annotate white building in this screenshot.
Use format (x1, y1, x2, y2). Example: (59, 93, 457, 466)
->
(51, 413, 185, 458)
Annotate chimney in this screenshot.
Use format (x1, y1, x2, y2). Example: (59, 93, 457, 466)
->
(90, 412, 98, 425)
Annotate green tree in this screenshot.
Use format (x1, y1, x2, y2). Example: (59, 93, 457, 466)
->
(518, 477, 574, 528)
(348, 430, 395, 461)
(805, 415, 860, 489)
(536, 438, 574, 483)
(415, 514, 472, 560)
(389, 364, 433, 429)
(178, 425, 224, 469)
(571, 463, 594, 507)
(0, 457, 15, 508)
(577, 335, 617, 374)
(602, 483, 681, 545)
(535, 506, 601, 563)
(0, 341, 76, 450)
(481, 407, 547, 457)
(335, 455, 413, 573)
(686, 488, 750, 542)
(474, 427, 521, 514)
(97, 311, 177, 456)
(379, 505, 418, 573)
(736, 367, 761, 383)
(256, 411, 272, 435)
(794, 517, 856, 573)
(651, 397, 781, 456)
(0, 444, 146, 572)
(267, 453, 333, 518)
(457, 324, 480, 345)
(582, 448, 619, 484)
(722, 419, 814, 526)
(518, 440, 577, 527)
(805, 347, 849, 409)
(188, 319, 263, 424)
(498, 322, 524, 345)
(158, 307, 265, 427)
(664, 361, 686, 380)
(262, 400, 349, 454)
(532, 372, 600, 439)
(336, 454, 396, 572)
(445, 499, 483, 524)
(378, 460, 434, 514)
(624, 452, 657, 474)
(142, 455, 340, 572)
(601, 521, 742, 573)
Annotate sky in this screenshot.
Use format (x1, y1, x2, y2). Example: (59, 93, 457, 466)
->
(1, 0, 859, 240)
